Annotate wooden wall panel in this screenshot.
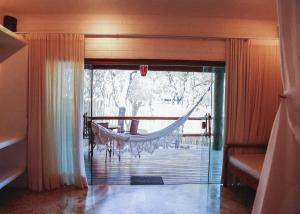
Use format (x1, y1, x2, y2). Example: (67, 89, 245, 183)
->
(16, 14, 277, 61)
(85, 38, 226, 61)
(17, 14, 278, 39)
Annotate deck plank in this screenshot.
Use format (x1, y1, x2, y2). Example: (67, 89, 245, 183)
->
(85, 143, 223, 185)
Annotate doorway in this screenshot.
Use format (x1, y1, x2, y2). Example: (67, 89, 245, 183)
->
(84, 59, 225, 185)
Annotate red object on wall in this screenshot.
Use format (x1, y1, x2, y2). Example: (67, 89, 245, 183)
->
(140, 65, 148, 76)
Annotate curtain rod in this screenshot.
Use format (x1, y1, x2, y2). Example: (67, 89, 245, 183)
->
(17, 32, 225, 40)
(85, 34, 226, 41)
(17, 32, 278, 40)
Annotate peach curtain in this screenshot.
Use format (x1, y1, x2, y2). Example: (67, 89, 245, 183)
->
(252, 0, 300, 213)
(225, 39, 249, 144)
(225, 39, 282, 146)
(25, 33, 87, 191)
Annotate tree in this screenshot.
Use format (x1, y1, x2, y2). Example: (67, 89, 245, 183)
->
(84, 69, 213, 119)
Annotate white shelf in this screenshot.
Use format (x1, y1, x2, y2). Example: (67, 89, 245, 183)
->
(0, 136, 23, 150)
(0, 25, 26, 62)
(0, 166, 25, 189)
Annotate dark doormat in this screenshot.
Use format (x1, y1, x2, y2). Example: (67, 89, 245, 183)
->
(130, 176, 164, 185)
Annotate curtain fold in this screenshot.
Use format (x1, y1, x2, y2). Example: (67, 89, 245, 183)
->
(252, 0, 300, 213)
(245, 40, 282, 144)
(225, 39, 249, 144)
(225, 39, 282, 146)
(25, 33, 87, 191)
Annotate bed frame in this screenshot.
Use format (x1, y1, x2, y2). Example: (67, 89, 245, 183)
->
(222, 143, 267, 190)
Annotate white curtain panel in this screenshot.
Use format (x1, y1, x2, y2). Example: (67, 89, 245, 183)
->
(252, 1, 300, 213)
(26, 34, 87, 191)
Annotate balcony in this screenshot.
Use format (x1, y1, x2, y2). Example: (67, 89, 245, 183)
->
(84, 115, 223, 185)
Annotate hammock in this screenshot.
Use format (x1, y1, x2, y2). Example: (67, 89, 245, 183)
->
(91, 85, 211, 155)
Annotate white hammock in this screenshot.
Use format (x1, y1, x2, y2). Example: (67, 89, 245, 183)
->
(91, 85, 211, 155)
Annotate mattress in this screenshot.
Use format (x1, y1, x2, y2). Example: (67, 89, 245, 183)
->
(229, 154, 265, 180)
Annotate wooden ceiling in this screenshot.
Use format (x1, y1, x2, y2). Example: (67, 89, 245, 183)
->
(0, 0, 277, 21)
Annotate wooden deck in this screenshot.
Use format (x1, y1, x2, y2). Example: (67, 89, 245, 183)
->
(85, 140, 223, 185)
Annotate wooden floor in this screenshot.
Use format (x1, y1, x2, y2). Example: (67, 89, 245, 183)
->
(85, 140, 223, 185)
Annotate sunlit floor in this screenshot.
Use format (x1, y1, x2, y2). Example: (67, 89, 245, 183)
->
(0, 184, 255, 214)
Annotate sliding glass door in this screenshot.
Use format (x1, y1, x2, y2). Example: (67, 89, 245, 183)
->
(84, 62, 225, 185)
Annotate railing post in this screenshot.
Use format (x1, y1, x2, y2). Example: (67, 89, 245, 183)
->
(208, 114, 211, 137)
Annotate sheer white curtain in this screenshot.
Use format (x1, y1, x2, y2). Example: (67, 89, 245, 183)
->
(25, 34, 87, 191)
(252, 0, 300, 213)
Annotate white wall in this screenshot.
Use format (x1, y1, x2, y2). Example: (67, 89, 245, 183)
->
(0, 47, 28, 137)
